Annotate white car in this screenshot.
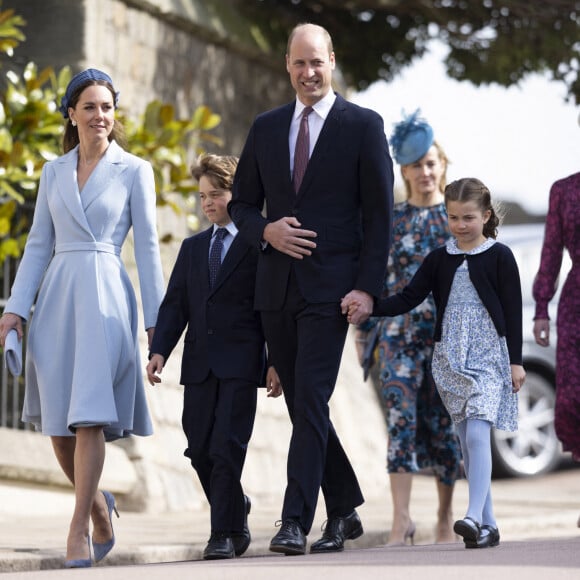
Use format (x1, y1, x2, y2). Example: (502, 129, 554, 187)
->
(491, 223, 572, 477)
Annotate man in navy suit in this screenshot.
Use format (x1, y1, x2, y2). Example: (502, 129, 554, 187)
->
(229, 23, 394, 555)
(147, 154, 281, 560)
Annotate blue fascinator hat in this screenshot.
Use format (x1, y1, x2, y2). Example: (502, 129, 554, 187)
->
(390, 109, 434, 165)
(59, 68, 120, 119)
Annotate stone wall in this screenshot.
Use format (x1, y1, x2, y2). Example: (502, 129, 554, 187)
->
(0, 0, 389, 514)
(5, 0, 293, 155)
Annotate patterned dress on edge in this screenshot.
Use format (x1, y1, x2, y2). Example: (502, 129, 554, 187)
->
(432, 238, 518, 432)
(533, 173, 580, 457)
(365, 201, 460, 484)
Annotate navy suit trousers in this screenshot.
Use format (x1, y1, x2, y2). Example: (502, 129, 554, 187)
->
(182, 373, 257, 533)
(261, 269, 364, 533)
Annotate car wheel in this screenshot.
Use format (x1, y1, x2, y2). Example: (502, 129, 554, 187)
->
(491, 368, 561, 478)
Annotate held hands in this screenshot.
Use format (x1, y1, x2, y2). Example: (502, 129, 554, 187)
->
(265, 366, 283, 398)
(511, 364, 526, 393)
(146, 353, 165, 386)
(533, 318, 550, 347)
(263, 217, 317, 259)
(341, 290, 373, 325)
(0, 312, 23, 348)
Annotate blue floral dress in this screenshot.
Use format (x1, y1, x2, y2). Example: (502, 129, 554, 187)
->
(362, 201, 461, 485)
(432, 238, 518, 431)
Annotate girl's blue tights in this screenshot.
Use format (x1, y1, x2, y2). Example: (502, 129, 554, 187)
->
(456, 418, 497, 527)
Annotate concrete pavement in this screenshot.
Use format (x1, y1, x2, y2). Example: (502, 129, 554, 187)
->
(1, 467, 579, 574)
(2, 538, 578, 580)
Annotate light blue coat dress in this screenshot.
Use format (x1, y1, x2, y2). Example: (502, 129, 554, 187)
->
(5, 140, 164, 440)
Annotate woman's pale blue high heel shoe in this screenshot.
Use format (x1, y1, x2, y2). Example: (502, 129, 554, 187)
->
(64, 536, 92, 568)
(92, 491, 119, 562)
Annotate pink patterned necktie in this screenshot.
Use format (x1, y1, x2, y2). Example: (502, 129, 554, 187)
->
(293, 106, 313, 193)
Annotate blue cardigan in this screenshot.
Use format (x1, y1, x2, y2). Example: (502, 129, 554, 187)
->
(374, 241, 523, 365)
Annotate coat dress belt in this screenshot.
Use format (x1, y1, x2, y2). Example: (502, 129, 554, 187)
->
(54, 242, 121, 256)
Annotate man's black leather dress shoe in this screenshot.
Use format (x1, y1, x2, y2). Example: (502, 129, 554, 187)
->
(232, 495, 252, 557)
(310, 510, 364, 553)
(203, 533, 235, 560)
(269, 520, 306, 555)
(464, 525, 500, 549)
(453, 517, 481, 543)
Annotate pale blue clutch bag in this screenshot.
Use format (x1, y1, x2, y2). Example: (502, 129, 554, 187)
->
(4, 329, 22, 376)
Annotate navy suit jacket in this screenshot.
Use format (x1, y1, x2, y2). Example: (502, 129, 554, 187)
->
(229, 93, 394, 309)
(150, 226, 266, 385)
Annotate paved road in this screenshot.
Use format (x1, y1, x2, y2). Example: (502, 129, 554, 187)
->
(1, 538, 579, 580)
(1, 468, 578, 576)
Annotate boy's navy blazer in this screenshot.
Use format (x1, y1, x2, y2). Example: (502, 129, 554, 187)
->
(150, 226, 266, 385)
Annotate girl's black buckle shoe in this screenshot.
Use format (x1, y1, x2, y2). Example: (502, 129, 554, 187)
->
(464, 525, 500, 549)
(453, 517, 481, 543)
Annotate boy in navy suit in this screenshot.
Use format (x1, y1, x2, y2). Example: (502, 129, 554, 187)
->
(146, 154, 281, 560)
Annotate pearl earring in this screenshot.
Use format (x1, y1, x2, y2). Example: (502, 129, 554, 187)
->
(71, 120, 77, 127)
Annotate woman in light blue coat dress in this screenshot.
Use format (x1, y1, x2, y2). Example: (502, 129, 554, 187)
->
(0, 69, 164, 567)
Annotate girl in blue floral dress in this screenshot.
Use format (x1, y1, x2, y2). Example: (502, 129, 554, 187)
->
(356, 111, 461, 545)
(348, 177, 526, 549)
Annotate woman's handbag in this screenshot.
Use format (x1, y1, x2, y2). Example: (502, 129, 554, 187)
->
(4, 329, 22, 376)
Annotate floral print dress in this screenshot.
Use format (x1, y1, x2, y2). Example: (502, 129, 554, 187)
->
(432, 238, 518, 431)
